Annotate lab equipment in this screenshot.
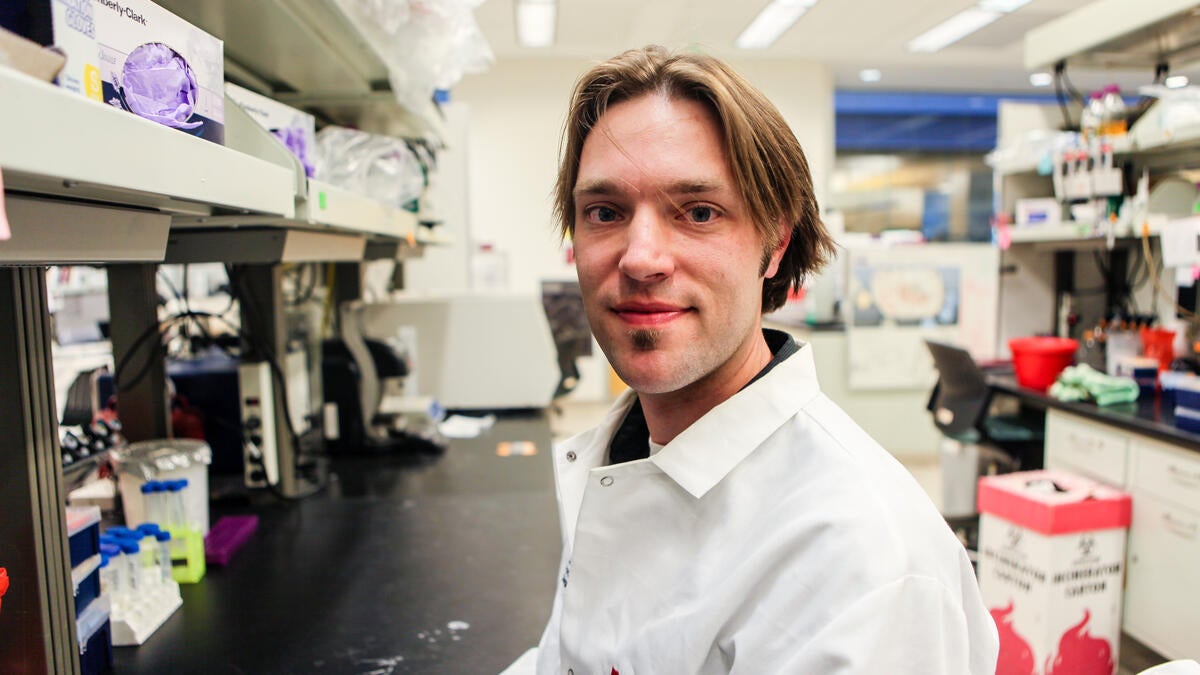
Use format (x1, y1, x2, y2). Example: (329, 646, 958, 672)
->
(341, 293, 559, 412)
(1100, 85, 1128, 137)
(112, 440, 211, 534)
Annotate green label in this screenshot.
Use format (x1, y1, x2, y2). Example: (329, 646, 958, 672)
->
(318, 191, 327, 210)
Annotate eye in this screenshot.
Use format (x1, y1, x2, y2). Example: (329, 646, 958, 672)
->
(585, 206, 621, 223)
(685, 205, 718, 224)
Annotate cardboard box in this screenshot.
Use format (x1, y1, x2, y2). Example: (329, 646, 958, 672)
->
(977, 470, 1132, 675)
(225, 82, 316, 175)
(94, 0, 224, 144)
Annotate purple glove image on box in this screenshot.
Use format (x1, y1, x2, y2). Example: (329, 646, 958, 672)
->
(272, 127, 316, 177)
(109, 42, 203, 131)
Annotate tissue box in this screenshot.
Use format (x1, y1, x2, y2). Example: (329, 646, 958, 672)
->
(225, 82, 315, 175)
(977, 470, 1131, 675)
(95, 0, 224, 144)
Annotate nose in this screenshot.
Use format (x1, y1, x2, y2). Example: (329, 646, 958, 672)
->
(618, 209, 674, 283)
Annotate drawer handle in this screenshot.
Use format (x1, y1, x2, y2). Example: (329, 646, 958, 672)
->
(1163, 513, 1199, 540)
(1167, 465, 1200, 487)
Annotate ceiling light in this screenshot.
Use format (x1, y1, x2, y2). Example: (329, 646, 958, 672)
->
(1166, 75, 1190, 88)
(1029, 72, 1052, 87)
(859, 69, 882, 83)
(516, 0, 556, 48)
(736, 0, 820, 50)
(907, 7, 1001, 53)
(978, 0, 1032, 12)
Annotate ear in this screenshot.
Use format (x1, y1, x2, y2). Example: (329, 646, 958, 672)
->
(764, 221, 792, 279)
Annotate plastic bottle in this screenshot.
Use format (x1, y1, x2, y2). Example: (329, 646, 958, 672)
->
(1100, 85, 1127, 137)
(1081, 92, 1104, 142)
(154, 530, 173, 583)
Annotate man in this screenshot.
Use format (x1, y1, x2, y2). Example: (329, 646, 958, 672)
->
(534, 46, 998, 674)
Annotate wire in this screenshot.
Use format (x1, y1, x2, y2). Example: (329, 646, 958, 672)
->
(1054, 64, 1074, 130)
(1140, 225, 1197, 321)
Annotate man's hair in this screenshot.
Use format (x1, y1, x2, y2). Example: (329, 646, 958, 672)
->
(554, 45, 836, 313)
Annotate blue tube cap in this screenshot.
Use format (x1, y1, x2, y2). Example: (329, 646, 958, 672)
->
(140, 483, 155, 494)
(99, 543, 121, 557)
(119, 540, 140, 554)
(136, 523, 161, 535)
(154, 530, 171, 542)
(105, 527, 138, 539)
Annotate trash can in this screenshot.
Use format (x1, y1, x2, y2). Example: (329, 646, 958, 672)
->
(111, 440, 212, 535)
(977, 470, 1132, 675)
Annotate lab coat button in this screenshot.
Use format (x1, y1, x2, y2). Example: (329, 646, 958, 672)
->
(568, 670, 574, 675)
(600, 476, 614, 487)
(566, 450, 577, 462)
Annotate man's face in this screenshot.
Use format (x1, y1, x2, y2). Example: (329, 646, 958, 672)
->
(572, 93, 785, 396)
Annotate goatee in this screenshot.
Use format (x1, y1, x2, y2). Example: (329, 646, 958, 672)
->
(630, 328, 661, 351)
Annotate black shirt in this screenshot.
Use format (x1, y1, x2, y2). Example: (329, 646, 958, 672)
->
(607, 329, 799, 465)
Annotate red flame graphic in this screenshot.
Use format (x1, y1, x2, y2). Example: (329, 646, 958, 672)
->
(991, 601, 1037, 675)
(0, 568, 8, 613)
(1045, 609, 1114, 675)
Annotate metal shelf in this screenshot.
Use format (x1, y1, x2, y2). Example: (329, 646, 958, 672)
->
(301, 179, 418, 239)
(1025, 0, 1200, 71)
(0, 66, 295, 218)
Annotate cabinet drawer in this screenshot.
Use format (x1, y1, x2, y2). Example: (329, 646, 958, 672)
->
(1044, 410, 1130, 486)
(1131, 438, 1200, 513)
(1123, 490, 1200, 660)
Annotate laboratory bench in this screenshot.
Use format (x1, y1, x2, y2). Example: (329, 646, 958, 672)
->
(111, 414, 560, 675)
(987, 375, 1200, 661)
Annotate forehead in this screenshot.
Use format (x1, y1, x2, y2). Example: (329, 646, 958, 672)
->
(576, 93, 734, 194)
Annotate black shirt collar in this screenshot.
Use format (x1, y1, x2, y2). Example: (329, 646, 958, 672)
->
(607, 329, 799, 465)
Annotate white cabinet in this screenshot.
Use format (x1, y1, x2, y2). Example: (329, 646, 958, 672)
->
(1044, 410, 1131, 487)
(1123, 490, 1200, 659)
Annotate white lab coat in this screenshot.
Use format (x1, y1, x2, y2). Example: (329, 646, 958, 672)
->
(533, 341, 999, 675)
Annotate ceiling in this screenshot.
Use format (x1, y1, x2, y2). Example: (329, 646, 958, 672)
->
(472, 0, 1198, 94)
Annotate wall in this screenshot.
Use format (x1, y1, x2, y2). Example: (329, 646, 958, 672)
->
(446, 56, 835, 401)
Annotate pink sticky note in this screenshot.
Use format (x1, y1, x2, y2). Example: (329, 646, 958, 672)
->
(0, 167, 10, 241)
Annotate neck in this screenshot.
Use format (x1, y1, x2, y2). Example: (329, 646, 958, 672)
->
(639, 326, 773, 445)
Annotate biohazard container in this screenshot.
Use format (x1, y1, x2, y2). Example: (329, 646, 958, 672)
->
(977, 470, 1132, 675)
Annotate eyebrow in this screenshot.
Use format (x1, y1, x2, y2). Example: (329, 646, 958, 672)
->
(573, 178, 726, 198)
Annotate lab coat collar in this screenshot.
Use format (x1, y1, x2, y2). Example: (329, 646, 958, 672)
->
(553, 340, 821, 548)
(650, 340, 821, 498)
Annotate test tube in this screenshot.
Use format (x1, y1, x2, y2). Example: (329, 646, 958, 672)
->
(167, 479, 188, 530)
(98, 543, 121, 596)
(140, 483, 156, 524)
(154, 530, 172, 582)
(119, 539, 141, 596)
(137, 523, 162, 572)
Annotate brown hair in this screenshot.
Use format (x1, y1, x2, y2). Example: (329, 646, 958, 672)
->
(554, 45, 836, 312)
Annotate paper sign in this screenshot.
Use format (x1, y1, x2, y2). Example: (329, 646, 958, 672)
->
(496, 441, 537, 457)
(0, 166, 10, 241)
(1160, 217, 1200, 269)
(1177, 266, 1198, 288)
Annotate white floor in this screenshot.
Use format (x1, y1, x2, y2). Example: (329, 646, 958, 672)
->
(550, 398, 944, 510)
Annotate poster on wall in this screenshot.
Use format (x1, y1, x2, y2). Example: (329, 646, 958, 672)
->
(846, 243, 999, 390)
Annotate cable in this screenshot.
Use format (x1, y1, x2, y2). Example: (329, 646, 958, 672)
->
(1054, 63, 1074, 130)
(1140, 224, 1197, 320)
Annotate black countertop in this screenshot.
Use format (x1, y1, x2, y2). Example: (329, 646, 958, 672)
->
(112, 414, 561, 675)
(988, 374, 1200, 451)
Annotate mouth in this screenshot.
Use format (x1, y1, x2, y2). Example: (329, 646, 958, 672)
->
(611, 301, 691, 327)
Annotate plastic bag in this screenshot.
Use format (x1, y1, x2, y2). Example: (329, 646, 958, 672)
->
(314, 126, 426, 208)
(111, 439, 212, 481)
(335, 0, 493, 114)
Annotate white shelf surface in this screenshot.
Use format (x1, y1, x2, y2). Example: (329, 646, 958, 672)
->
(302, 180, 417, 239)
(1005, 216, 1167, 245)
(0, 66, 295, 218)
(1024, 0, 1200, 70)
